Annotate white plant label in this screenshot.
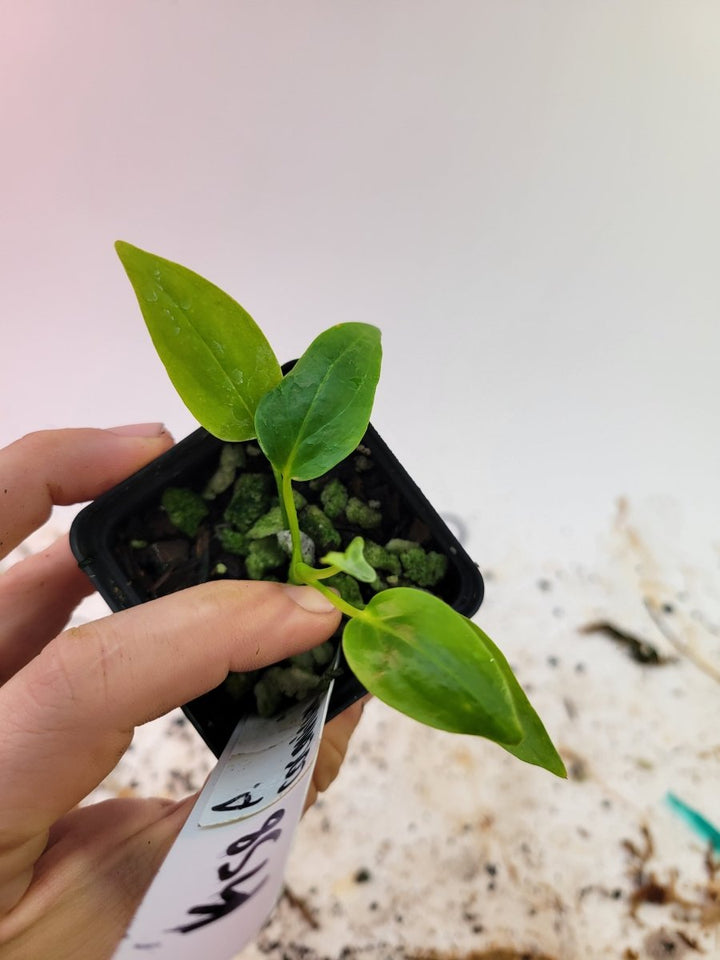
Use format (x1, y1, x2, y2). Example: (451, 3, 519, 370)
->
(112, 686, 333, 959)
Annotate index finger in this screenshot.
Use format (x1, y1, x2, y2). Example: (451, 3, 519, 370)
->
(0, 579, 341, 845)
(0, 425, 173, 559)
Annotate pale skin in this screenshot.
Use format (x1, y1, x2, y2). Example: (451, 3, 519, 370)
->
(0, 424, 364, 960)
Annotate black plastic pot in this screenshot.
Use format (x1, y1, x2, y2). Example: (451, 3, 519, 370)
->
(70, 423, 484, 757)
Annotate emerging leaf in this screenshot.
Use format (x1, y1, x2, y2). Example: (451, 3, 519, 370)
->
(116, 241, 281, 441)
(322, 537, 376, 582)
(254, 323, 381, 481)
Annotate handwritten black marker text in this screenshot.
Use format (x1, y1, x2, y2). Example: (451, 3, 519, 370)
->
(172, 809, 285, 934)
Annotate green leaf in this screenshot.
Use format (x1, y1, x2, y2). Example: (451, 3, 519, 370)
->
(322, 536, 376, 582)
(115, 241, 282, 441)
(343, 588, 522, 745)
(254, 323, 381, 481)
(463, 620, 567, 777)
(343, 589, 566, 777)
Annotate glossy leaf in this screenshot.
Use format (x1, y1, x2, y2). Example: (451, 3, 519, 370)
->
(116, 241, 282, 441)
(343, 588, 522, 744)
(462, 619, 567, 777)
(254, 323, 381, 481)
(343, 589, 566, 776)
(321, 537, 376, 582)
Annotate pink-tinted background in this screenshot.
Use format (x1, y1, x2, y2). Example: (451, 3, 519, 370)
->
(2, 2, 718, 562)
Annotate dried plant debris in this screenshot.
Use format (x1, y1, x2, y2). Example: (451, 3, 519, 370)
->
(281, 886, 320, 930)
(645, 601, 720, 685)
(623, 825, 720, 927)
(697, 849, 720, 927)
(641, 927, 703, 957)
(557, 747, 590, 782)
(408, 951, 558, 960)
(580, 621, 673, 665)
(624, 826, 692, 920)
(256, 946, 557, 960)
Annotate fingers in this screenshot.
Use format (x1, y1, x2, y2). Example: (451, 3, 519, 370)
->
(304, 696, 368, 811)
(0, 537, 95, 684)
(0, 832, 48, 918)
(0, 795, 195, 959)
(0, 580, 341, 847)
(0, 425, 173, 559)
(0, 425, 174, 685)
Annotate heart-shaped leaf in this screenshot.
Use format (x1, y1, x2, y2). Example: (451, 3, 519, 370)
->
(321, 537, 376, 582)
(116, 241, 281, 441)
(254, 323, 381, 481)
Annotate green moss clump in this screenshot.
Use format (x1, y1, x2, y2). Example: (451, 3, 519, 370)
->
(224, 670, 257, 701)
(224, 473, 272, 532)
(253, 663, 325, 716)
(299, 504, 341, 552)
(247, 504, 285, 539)
(385, 538, 419, 554)
(254, 667, 286, 717)
(320, 478, 348, 519)
(275, 665, 324, 699)
(245, 490, 307, 540)
(161, 487, 209, 538)
(310, 641, 335, 667)
(229, 641, 336, 717)
(203, 443, 245, 499)
(245, 536, 286, 580)
(216, 527, 249, 556)
(290, 641, 335, 671)
(288, 650, 316, 672)
(326, 572, 365, 609)
(399, 547, 448, 588)
(363, 540, 401, 577)
(354, 453, 373, 472)
(345, 497, 381, 530)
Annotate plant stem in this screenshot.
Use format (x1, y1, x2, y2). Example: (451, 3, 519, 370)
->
(277, 469, 369, 622)
(305, 577, 370, 621)
(280, 470, 305, 584)
(296, 562, 341, 582)
(273, 465, 288, 527)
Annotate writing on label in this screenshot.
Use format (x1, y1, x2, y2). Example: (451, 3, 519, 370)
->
(278, 696, 322, 792)
(173, 810, 285, 934)
(113, 684, 335, 960)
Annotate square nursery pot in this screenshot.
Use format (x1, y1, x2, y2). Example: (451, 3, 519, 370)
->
(70, 422, 484, 757)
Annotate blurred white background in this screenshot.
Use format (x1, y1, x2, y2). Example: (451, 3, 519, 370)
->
(1, 0, 718, 564)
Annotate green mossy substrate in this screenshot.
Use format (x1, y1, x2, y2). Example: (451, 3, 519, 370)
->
(115, 439, 449, 719)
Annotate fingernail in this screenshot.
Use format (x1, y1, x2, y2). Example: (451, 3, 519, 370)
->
(283, 584, 337, 614)
(107, 422, 167, 438)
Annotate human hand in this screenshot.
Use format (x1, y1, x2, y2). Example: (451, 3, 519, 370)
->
(0, 426, 359, 960)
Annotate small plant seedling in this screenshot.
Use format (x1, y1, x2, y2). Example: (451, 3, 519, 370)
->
(115, 241, 566, 778)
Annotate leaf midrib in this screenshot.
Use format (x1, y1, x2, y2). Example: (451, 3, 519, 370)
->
(283, 335, 366, 477)
(156, 281, 257, 423)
